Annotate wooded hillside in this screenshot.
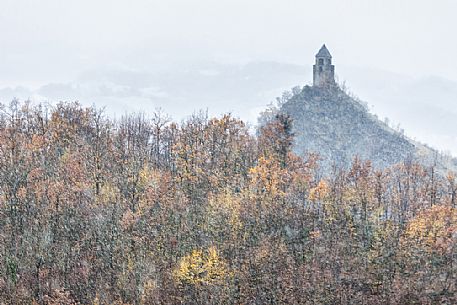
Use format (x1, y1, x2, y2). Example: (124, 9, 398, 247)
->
(0, 101, 455, 304)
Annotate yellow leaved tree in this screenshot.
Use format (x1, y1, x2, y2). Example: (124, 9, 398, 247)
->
(402, 205, 457, 254)
(173, 246, 231, 286)
(395, 205, 457, 302)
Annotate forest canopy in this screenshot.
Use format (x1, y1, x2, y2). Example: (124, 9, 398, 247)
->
(0, 101, 456, 304)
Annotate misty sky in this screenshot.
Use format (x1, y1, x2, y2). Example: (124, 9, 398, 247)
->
(1, 0, 457, 154)
(2, 0, 457, 83)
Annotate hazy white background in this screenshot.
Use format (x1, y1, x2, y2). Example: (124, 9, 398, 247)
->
(1, 0, 456, 155)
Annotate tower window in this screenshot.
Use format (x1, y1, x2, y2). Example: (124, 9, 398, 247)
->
(328, 58, 332, 64)
(318, 58, 324, 65)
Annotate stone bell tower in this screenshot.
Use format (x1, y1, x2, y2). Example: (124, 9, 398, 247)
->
(313, 44, 336, 87)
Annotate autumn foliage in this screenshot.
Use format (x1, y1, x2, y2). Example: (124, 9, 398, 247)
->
(0, 101, 455, 304)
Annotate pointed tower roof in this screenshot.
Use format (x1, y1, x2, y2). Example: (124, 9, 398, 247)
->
(315, 44, 332, 58)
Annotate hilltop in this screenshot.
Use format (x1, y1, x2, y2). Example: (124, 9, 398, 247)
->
(278, 84, 457, 172)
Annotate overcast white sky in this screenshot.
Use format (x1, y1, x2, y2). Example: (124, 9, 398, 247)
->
(2, 0, 457, 84)
(1, 0, 457, 154)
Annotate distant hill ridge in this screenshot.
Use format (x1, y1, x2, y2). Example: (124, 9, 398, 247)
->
(269, 44, 457, 173)
(280, 84, 457, 173)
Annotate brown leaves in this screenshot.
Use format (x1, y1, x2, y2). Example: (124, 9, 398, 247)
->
(308, 179, 329, 202)
(402, 205, 457, 254)
(1, 100, 457, 304)
(42, 288, 78, 305)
